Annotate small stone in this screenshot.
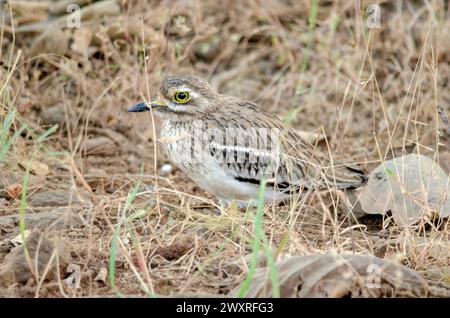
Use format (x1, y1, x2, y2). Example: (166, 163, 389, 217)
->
(13, 207, 83, 230)
(160, 164, 173, 174)
(83, 137, 117, 156)
(85, 168, 108, 188)
(0, 214, 15, 229)
(29, 191, 65, 206)
(41, 103, 66, 126)
(0, 231, 71, 284)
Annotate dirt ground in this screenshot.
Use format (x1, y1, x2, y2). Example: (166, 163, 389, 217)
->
(0, 0, 449, 297)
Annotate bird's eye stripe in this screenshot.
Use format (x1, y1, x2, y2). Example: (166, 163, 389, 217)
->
(173, 91, 190, 103)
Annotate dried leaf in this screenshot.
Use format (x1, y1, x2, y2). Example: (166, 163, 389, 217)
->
(7, 183, 22, 199)
(360, 154, 450, 226)
(19, 160, 50, 176)
(295, 130, 325, 144)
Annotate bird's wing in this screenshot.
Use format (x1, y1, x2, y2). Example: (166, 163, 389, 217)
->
(202, 101, 366, 190)
(280, 127, 367, 189)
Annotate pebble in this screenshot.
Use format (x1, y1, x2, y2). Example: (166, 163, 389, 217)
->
(160, 164, 173, 174)
(41, 103, 66, 126)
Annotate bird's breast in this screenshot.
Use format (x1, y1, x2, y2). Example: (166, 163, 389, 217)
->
(160, 120, 200, 170)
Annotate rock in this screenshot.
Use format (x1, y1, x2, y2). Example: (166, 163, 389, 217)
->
(83, 137, 117, 156)
(18, 207, 83, 229)
(160, 164, 173, 175)
(41, 103, 66, 126)
(0, 207, 83, 231)
(29, 189, 91, 207)
(0, 231, 71, 284)
(0, 213, 15, 230)
(85, 167, 108, 188)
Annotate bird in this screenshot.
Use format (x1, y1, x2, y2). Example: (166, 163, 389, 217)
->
(128, 75, 366, 207)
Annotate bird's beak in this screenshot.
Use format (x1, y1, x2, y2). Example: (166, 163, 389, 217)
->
(127, 100, 166, 112)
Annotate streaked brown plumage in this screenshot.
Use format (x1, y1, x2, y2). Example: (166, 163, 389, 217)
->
(129, 75, 366, 206)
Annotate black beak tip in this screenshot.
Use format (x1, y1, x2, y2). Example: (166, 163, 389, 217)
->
(128, 102, 149, 113)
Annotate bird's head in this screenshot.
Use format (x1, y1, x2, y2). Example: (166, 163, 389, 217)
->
(128, 75, 219, 118)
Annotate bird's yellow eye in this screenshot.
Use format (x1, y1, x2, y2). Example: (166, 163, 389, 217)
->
(173, 91, 190, 104)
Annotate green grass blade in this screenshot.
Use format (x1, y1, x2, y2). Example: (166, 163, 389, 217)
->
(109, 183, 141, 294)
(0, 108, 16, 146)
(0, 124, 26, 162)
(237, 179, 267, 298)
(260, 233, 280, 297)
(19, 166, 30, 259)
(0, 109, 27, 162)
(109, 222, 119, 290)
(37, 124, 59, 143)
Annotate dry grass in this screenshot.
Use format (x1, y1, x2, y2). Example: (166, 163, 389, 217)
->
(0, 0, 449, 297)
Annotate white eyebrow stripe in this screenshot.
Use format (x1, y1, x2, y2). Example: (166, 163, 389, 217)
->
(189, 91, 200, 99)
(175, 86, 192, 94)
